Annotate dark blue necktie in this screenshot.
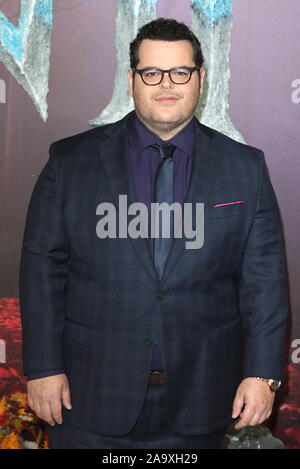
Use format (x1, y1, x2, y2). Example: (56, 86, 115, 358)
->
(149, 143, 176, 280)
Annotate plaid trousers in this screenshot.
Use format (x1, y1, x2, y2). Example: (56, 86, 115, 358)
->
(47, 382, 227, 449)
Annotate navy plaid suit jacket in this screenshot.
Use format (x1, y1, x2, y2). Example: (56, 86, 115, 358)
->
(19, 110, 289, 436)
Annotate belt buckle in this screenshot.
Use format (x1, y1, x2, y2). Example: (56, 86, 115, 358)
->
(149, 370, 165, 386)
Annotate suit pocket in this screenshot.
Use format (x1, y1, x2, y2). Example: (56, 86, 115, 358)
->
(63, 318, 93, 347)
(209, 201, 247, 219)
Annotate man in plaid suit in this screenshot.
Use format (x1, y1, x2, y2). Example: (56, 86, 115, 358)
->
(19, 18, 289, 449)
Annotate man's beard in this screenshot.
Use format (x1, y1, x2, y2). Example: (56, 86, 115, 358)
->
(136, 108, 192, 135)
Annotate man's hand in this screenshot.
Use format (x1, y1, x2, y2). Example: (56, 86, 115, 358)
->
(27, 374, 72, 426)
(232, 378, 275, 430)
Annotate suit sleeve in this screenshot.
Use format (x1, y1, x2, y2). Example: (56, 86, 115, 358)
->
(26, 369, 65, 381)
(19, 143, 69, 376)
(238, 151, 289, 381)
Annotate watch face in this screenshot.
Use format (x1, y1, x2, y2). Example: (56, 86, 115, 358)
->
(270, 380, 281, 391)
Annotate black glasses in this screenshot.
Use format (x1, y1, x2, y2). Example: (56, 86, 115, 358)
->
(132, 66, 200, 86)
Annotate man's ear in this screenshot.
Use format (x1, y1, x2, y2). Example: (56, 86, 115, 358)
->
(128, 69, 134, 97)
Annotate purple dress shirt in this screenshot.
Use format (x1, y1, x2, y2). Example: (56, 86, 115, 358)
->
(26, 111, 195, 380)
(128, 111, 195, 370)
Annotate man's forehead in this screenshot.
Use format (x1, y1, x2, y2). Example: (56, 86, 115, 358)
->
(139, 39, 193, 52)
(137, 39, 195, 66)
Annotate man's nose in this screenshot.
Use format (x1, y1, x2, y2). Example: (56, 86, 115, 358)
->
(160, 71, 174, 88)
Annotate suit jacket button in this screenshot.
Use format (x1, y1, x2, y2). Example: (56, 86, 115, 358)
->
(157, 291, 165, 300)
(144, 339, 152, 347)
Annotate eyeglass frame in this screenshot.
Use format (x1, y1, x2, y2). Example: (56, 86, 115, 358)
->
(132, 66, 201, 86)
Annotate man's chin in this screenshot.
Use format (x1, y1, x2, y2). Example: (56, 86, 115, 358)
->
(148, 114, 186, 130)
(135, 109, 191, 134)
(151, 120, 187, 133)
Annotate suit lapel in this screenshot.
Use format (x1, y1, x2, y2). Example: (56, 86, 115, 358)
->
(97, 112, 222, 287)
(97, 112, 159, 285)
(159, 120, 222, 286)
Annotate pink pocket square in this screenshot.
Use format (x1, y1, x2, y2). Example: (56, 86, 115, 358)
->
(213, 201, 245, 208)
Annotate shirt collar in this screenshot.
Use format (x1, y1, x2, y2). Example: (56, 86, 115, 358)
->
(128, 110, 195, 158)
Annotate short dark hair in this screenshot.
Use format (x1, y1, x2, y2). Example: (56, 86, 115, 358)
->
(129, 17, 204, 69)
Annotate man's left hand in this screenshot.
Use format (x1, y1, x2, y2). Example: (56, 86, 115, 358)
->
(232, 378, 275, 429)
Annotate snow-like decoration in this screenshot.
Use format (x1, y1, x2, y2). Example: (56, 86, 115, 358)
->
(0, 0, 53, 122)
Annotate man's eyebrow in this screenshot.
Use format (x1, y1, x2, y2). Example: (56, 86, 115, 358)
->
(139, 65, 192, 69)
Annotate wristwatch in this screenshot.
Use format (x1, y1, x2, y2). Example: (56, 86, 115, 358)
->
(255, 377, 281, 392)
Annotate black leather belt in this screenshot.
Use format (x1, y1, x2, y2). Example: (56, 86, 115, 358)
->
(148, 370, 166, 386)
